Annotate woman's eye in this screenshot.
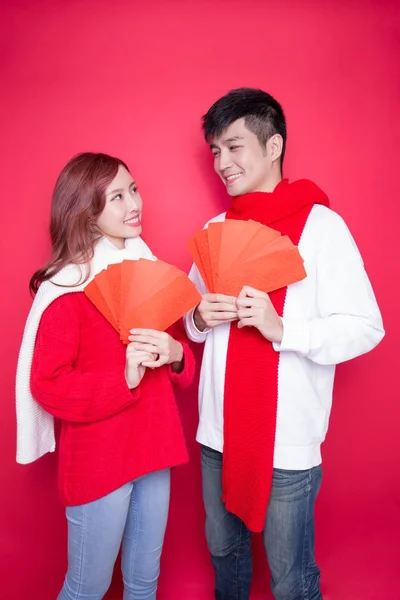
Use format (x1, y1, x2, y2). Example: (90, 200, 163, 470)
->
(131, 186, 138, 194)
(112, 193, 122, 201)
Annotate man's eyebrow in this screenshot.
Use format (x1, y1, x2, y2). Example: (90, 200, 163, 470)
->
(210, 135, 244, 149)
(225, 136, 244, 143)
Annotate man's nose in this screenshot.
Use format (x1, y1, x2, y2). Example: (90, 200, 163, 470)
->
(218, 149, 233, 172)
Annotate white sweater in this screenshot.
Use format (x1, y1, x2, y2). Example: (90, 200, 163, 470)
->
(184, 205, 385, 469)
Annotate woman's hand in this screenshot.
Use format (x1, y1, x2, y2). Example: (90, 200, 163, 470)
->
(125, 344, 157, 389)
(128, 329, 184, 371)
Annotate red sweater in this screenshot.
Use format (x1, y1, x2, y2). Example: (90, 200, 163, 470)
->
(31, 292, 194, 506)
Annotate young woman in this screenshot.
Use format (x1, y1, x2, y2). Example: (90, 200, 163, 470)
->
(16, 152, 194, 600)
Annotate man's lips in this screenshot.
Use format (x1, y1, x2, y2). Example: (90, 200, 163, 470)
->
(224, 173, 243, 186)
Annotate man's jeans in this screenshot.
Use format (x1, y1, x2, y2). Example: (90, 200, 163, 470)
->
(57, 468, 170, 600)
(201, 445, 323, 600)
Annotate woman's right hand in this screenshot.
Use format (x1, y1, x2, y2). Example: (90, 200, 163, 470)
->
(125, 343, 157, 390)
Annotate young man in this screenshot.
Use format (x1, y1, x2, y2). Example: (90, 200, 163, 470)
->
(184, 88, 384, 600)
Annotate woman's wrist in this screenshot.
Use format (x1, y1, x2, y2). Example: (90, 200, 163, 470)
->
(170, 341, 184, 373)
(171, 341, 183, 364)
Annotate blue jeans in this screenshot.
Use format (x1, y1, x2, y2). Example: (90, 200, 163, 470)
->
(201, 446, 323, 600)
(57, 469, 170, 600)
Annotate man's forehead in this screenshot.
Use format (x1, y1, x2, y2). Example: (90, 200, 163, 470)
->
(210, 133, 247, 149)
(210, 118, 248, 146)
(212, 134, 244, 145)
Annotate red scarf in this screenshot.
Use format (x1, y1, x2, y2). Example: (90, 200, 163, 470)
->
(223, 178, 330, 532)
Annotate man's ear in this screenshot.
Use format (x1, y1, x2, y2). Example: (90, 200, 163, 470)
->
(267, 134, 283, 163)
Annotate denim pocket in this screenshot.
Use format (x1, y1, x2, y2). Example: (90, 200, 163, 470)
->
(271, 468, 312, 502)
(271, 466, 322, 503)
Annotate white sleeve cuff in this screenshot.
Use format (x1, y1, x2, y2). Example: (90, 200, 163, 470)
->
(184, 307, 211, 343)
(273, 318, 310, 355)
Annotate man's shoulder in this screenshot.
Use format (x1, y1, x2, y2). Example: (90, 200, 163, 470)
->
(202, 205, 354, 242)
(307, 204, 351, 234)
(305, 204, 361, 258)
(203, 206, 351, 233)
(203, 212, 226, 228)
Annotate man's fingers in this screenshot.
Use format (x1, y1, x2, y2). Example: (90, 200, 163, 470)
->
(237, 308, 256, 319)
(208, 311, 238, 321)
(237, 297, 257, 309)
(203, 293, 238, 305)
(238, 286, 268, 299)
(237, 317, 255, 328)
(237, 295, 271, 309)
(204, 302, 238, 312)
(208, 317, 238, 327)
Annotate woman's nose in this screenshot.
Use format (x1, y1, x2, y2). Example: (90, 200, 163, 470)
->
(126, 194, 139, 212)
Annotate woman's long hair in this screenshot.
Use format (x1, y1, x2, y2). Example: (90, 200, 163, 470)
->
(29, 152, 128, 295)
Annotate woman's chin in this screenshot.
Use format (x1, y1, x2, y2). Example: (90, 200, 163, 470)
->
(125, 226, 142, 238)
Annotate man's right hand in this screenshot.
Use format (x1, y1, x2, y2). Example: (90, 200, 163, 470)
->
(194, 294, 238, 331)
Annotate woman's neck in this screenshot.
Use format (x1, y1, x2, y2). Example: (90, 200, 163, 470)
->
(104, 235, 125, 250)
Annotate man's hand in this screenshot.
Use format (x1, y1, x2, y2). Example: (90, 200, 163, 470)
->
(194, 293, 238, 331)
(236, 286, 283, 343)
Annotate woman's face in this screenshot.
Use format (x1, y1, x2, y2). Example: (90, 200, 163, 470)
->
(97, 165, 143, 249)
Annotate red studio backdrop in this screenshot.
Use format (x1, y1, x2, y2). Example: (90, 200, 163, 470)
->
(0, 1, 398, 598)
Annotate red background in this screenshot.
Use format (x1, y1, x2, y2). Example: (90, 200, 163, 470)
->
(0, 1, 398, 598)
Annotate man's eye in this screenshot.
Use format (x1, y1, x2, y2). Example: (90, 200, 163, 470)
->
(212, 151, 220, 157)
(229, 145, 240, 151)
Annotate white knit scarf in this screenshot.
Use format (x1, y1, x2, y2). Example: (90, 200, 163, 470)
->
(16, 236, 155, 464)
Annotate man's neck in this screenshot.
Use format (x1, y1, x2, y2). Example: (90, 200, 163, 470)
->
(253, 173, 282, 194)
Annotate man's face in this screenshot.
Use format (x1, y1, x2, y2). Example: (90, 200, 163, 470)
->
(210, 118, 274, 196)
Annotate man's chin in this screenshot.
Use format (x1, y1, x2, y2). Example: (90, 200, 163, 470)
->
(227, 185, 249, 197)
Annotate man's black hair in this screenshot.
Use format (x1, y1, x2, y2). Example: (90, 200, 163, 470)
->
(202, 88, 287, 167)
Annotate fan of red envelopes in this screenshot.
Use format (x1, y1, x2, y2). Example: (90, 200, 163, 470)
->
(187, 219, 307, 296)
(84, 259, 201, 343)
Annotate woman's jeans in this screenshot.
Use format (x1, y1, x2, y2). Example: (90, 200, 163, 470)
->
(201, 445, 323, 600)
(58, 468, 170, 600)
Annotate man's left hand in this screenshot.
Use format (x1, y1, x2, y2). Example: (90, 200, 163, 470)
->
(236, 286, 283, 343)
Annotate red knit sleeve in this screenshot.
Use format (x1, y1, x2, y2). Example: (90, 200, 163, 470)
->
(166, 320, 196, 389)
(31, 295, 139, 423)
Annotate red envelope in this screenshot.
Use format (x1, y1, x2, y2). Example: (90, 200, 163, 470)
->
(84, 258, 201, 343)
(187, 219, 306, 295)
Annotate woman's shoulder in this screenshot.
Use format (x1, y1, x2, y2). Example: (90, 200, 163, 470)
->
(40, 291, 87, 326)
(44, 288, 85, 306)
